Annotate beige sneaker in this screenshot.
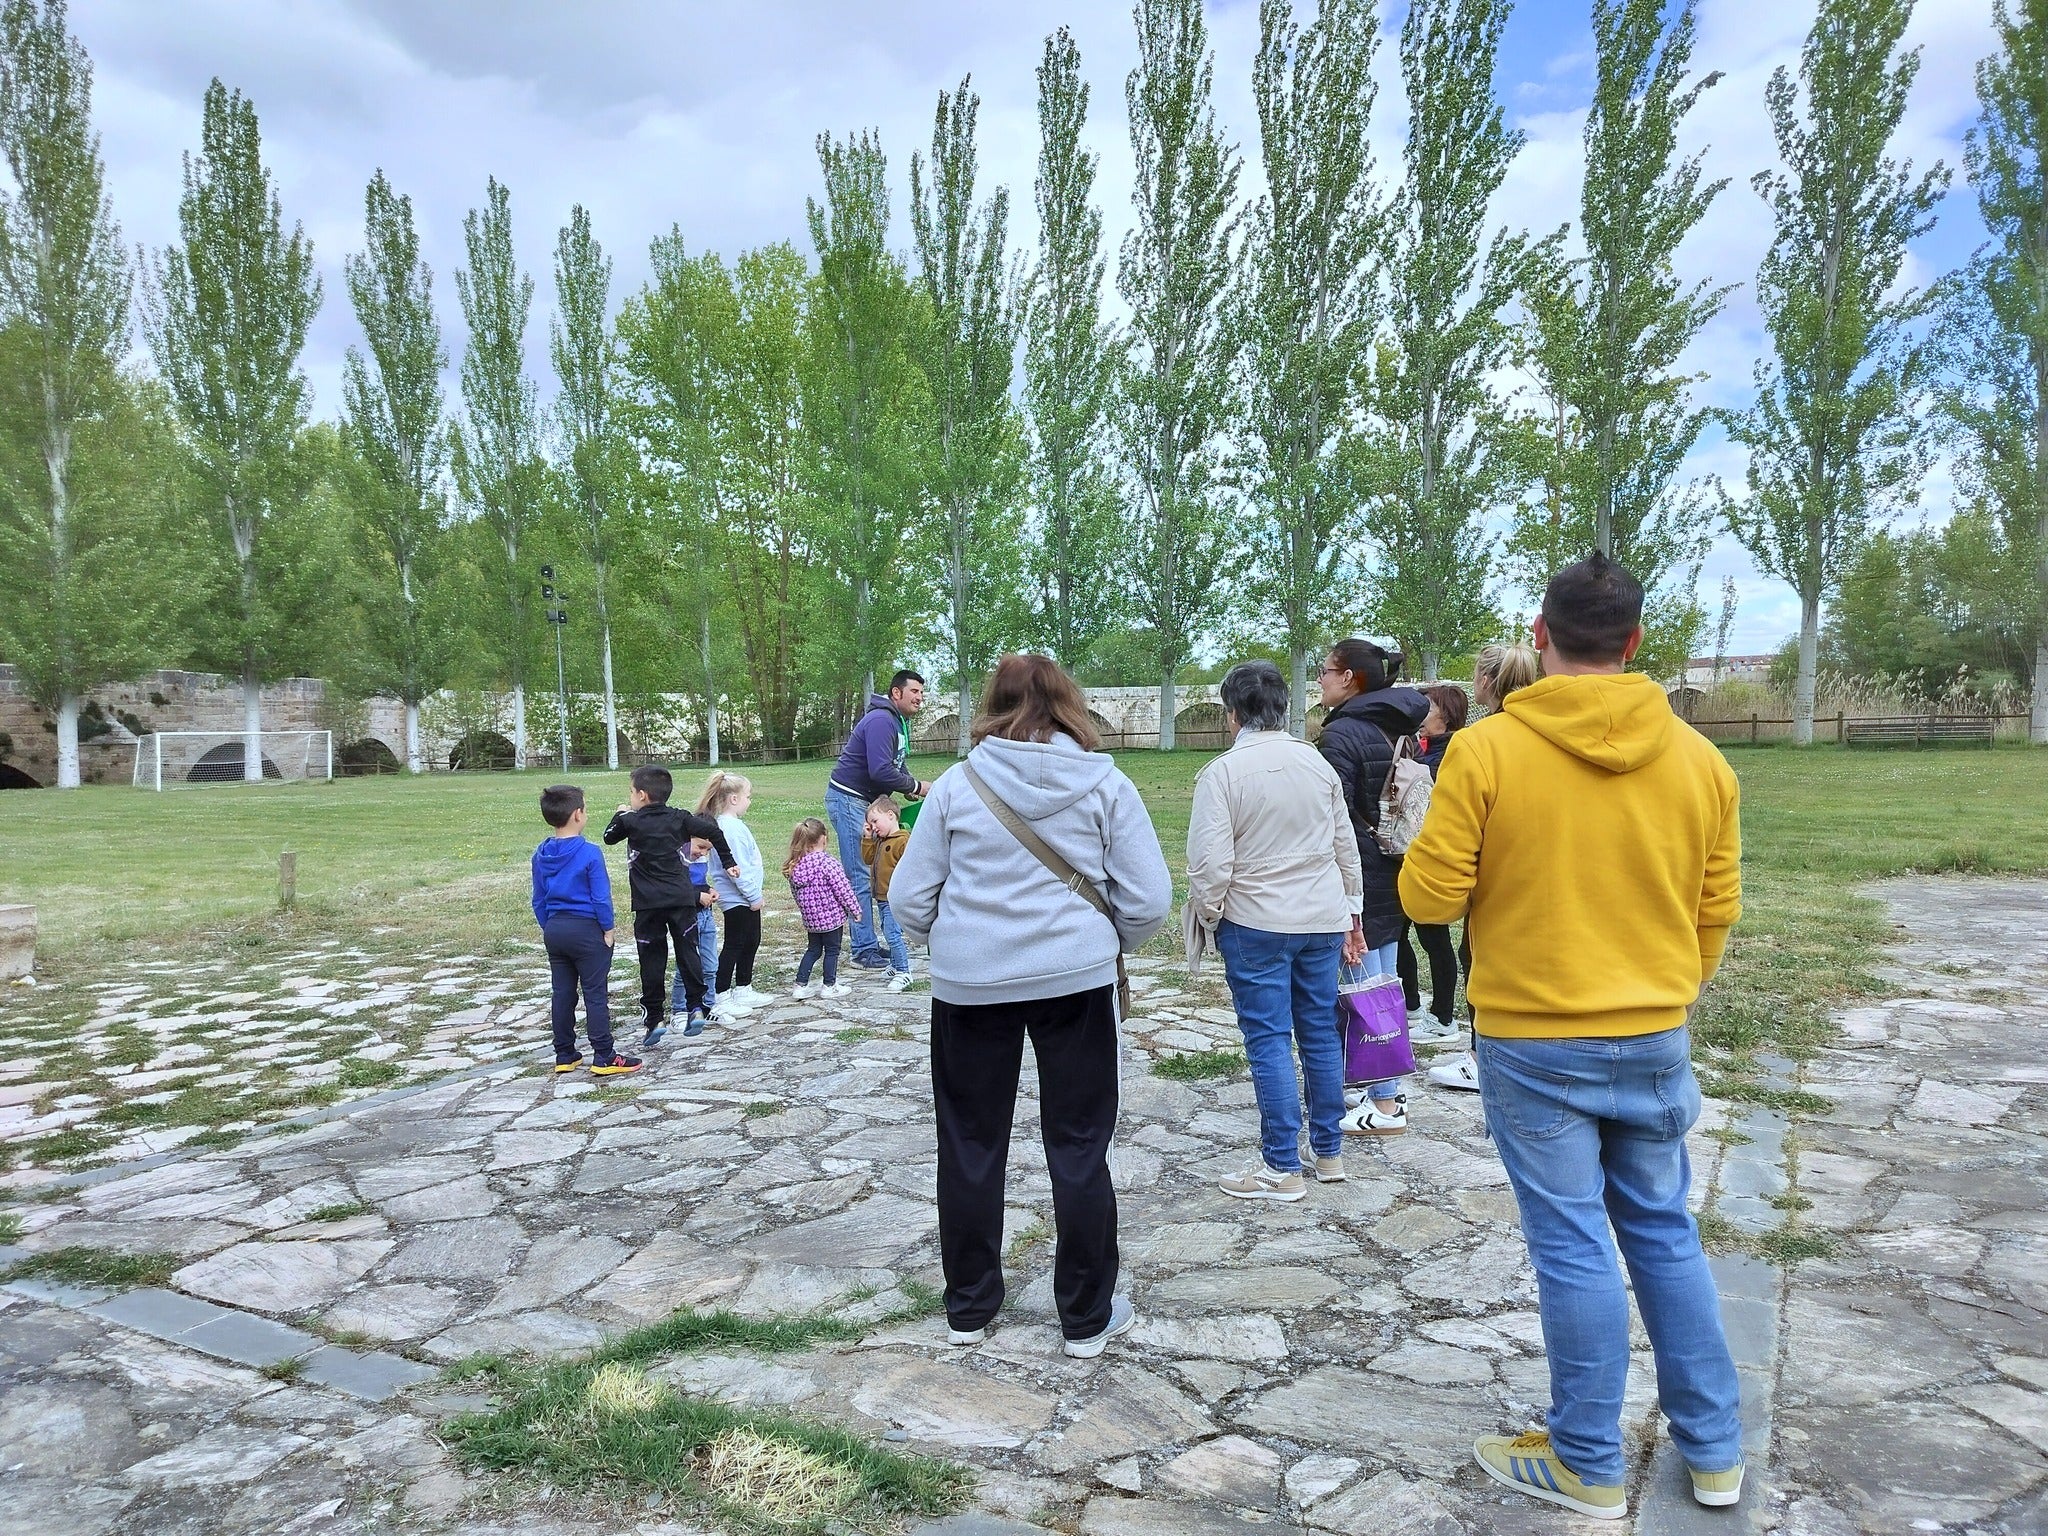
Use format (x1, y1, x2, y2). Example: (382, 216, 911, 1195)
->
(1689, 1462, 1744, 1507)
(1474, 1431, 1626, 1520)
(1313, 1154, 1346, 1183)
(1219, 1165, 1306, 1202)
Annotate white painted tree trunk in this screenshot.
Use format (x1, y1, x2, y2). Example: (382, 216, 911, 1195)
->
(699, 609, 720, 767)
(512, 683, 528, 770)
(243, 669, 264, 781)
(957, 679, 971, 758)
(1421, 649, 1441, 683)
(1288, 643, 1308, 739)
(601, 627, 618, 772)
(1793, 589, 1820, 747)
(54, 692, 80, 789)
(1158, 673, 1177, 751)
(405, 702, 422, 774)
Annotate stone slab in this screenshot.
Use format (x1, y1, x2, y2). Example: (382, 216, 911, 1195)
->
(296, 1345, 440, 1402)
(179, 1311, 320, 1368)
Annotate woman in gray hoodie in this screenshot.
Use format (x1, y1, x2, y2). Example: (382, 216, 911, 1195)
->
(890, 654, 1173, 1361)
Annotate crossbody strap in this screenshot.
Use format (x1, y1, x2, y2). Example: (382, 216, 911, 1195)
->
(962, 762, 1115, 925)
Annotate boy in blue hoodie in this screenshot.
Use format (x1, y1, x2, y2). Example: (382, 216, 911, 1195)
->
(531, 785, 641, 1076)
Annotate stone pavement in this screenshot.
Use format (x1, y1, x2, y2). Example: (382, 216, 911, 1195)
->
(1, 879, 2042, 1534)
(1765, 879, 2048, 1536)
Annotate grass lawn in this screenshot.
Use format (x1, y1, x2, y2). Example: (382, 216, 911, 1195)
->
(3, 745, 2045, 1067)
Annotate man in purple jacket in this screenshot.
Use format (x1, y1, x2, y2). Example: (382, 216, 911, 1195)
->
(827, 669, 929, 967)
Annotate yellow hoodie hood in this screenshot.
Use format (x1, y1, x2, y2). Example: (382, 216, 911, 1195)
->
(1502, 672, 1674, 773)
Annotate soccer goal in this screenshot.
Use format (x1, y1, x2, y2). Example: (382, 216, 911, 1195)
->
(133, 730, 333, 790)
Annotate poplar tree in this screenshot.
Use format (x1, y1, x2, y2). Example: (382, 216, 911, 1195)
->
(145, 79, 321, 781)
(1119, 0, 1243, 748)
(804, 129, 924, 702)
(342, 169, 447, 772)
(552, 204, 627, 770)
(1024, 26, 1122, 672)
(1506, 0, 1727, 638)
(1363, 0, 1535, 679)
(0, 0, 137, 788)
(450, 177, 541, 767)
(1725, 0, 1947, 744)
(1237, 0, 1383, 732)
(912, 76, 1025, 755)
(1938, 0, 2046, 743)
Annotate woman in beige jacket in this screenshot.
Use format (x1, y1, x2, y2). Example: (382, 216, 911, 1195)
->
(1186, 661, 1364, 1202)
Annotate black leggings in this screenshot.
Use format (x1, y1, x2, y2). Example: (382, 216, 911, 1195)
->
(799, 927, 842, 985)
(1397, 919, 1462, 1024)
(718, 906, 762, 991)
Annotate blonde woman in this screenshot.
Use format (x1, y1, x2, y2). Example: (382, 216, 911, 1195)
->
(1426, 640, 1540, 1092)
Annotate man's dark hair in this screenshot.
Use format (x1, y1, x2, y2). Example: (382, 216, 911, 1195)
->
(540, 784, 584, 828)
(888, 669, 925, 695)
(1328, 638, 1402, 694)
(630, 764, 674, 803)
(1541, 551, 1645, 663)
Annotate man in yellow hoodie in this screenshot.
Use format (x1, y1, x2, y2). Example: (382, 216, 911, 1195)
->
(1400, 553, 1744, 1521)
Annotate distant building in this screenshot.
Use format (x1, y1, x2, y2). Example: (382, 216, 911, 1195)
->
(1681, 654, 1775, 689)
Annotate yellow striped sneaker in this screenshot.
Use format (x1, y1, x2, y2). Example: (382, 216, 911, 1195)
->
(1474, 1432, 1626, 1520)
(1691, 1462, 1745, 1507)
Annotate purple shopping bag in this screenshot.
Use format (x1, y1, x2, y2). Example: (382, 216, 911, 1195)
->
(1339, 965, 1415, 1085)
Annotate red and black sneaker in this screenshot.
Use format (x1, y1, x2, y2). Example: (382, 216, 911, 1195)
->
(589, 1054, 643, 1077)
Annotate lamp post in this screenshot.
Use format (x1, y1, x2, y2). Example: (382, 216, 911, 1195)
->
(541, 565, 570, 772)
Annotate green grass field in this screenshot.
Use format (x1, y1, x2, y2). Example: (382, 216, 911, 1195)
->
(4, 746, 2045, 1067)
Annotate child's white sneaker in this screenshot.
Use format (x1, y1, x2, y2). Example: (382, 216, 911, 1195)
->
(887, 970, 914, 993)
(791, 981, 822, 1001)
(819, 983, 852, 1001)
(736, 984, 776, 1007)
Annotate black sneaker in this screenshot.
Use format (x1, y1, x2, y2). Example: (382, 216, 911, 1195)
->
(643, 1021, 670, 1048)
(553, 1056, 584, 1074)
(852, 952, 890, 970)
(684, 1009, 708, 1037)
(589, 1054, 643, 1077)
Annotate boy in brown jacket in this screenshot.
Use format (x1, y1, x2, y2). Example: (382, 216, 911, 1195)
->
(862, 797, 914, 992)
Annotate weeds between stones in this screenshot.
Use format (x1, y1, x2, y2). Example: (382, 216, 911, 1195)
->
(1697, 1072, 1835, 1116)
(1, 1245, 178, 1289)
(1004, 1220, 1050, 1265)
(1152, 1049, 1244, 1081)
(336, 1057, 405, 1090)
(304, 1201, 372, 1224)
(442, 1296, 967, 1533)
(0, 1212, 21, 1243)
(743, 1102, 782, 1119)
(260, 1357, 306, 1382)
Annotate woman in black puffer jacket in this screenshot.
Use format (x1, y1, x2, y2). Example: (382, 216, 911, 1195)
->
(1315, 638, 1430, 1138)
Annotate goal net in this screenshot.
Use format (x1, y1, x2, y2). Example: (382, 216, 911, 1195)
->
(133, 731, 333, 790)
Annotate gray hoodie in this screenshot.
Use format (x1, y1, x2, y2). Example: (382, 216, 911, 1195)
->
(889, 734, 1173, 1008)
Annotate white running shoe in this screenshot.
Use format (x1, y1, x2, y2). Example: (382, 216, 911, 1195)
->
(1062, 1295, 1136, 1359)
(735, 984, 776, 1007)
(1427, 1051, 1480, 1092)
(887, 970, 914, 993)
(790, 981, 822, 1001)
(1340, 1095, 1409, 1137)
(1410, 1015, 1463, 1047)
(819, 983, 852, 1000)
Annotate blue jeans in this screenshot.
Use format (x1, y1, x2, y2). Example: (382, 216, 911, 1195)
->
(1359, 939, 1405, 1102)
(673, 908, 718, 1015)
(825, 786, 881, 960)
(1216, 921, 1345, 1173)
(875, 897, 910, 973)
(1477, 1028, 1742, 1485)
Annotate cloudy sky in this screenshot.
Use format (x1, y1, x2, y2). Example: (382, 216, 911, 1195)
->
(73, 0, 1999, 654)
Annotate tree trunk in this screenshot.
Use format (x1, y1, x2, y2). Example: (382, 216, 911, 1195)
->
(2033, 347, 2047, 745)
(601, 626, 618, 771)
(1421, 649, 1441, 683)
(1158, 672, 1177, 751)
(404, 702, 422, 774)
(1793, 587, 1820, 747)
(243, 660, 264, 781)
(957, 677, 972, 759)
(512, 682, 528, 770)
(1288, 641, 1308, 739)
(699, 609, 720, 767)
(54, 692, 80, 789)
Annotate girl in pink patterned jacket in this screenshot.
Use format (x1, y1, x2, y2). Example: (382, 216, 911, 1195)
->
(784, 818, 861, 999)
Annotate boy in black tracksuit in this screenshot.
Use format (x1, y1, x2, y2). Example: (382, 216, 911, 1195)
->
(603, 765, 739, 1044)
